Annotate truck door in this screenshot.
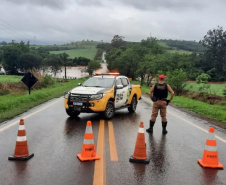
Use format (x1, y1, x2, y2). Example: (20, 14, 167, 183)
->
(115, 78, 124, 108)
(121, 78, 129, 105)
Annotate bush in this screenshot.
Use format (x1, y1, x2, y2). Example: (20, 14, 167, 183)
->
(166, 69, 187, 95)
(196, 73, 210, 84)
(35, 75, 55, 88)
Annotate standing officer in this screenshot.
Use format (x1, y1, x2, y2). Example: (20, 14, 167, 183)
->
(146, 74, 174, 134)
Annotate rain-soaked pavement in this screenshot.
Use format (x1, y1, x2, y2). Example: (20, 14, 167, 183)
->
(0, 95, 226, 185)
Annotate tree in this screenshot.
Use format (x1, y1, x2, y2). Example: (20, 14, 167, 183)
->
(72, 57, 90, 66)
(141, 37, 165, 55)
(111, 35, 125, 48)
(199, 26, 226, 81)
(46, 55, 62, 77)
(2, 45, 21, 74)
(19, 53, 42, 72)
(87, 61, 101, 75)
(1, 41, 30, 74)
(59, 52, 70, 79)
(166, 69, 187, 95)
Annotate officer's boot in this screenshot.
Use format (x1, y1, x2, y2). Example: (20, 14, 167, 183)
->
(146, 120, 155, 133)
(162, 122, 168, 134)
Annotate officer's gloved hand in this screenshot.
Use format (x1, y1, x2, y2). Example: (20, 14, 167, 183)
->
(166, 100, 170, 105)
(151, 96, 158, 102)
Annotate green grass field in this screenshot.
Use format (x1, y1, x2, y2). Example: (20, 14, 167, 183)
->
(0, 75, 22, 83)
(50, 46, 97, 60)
(167, 49, 192, 54)
(185, 82, 226, 97)
(0, 78, 87, 123)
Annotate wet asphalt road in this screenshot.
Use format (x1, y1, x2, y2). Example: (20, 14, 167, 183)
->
(0, 95, 226, 185)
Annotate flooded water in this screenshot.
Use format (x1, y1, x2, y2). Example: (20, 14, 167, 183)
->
(47, 63, 108, 79)
(50, 66, 89, 79)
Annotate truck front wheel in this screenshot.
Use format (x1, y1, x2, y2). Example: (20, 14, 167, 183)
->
(128, 96, 137, 113)
(103, 101, 115, 119)
(66, 109, 80, 117)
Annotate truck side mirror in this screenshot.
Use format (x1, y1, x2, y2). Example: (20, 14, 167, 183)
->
(116, 85, 123, 89)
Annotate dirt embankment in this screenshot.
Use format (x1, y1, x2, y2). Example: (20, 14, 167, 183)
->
(187, 81, 226, 84)
(181, 91, 226, 106)
(174, 91, 226, 129)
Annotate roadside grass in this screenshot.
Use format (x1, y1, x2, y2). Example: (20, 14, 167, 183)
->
(131, 81, 150, 93)
(50, 46, 97, 60)
(185, 82, 225, 97)
(0, 75, 22, 83)
(132, 81, 226, 123)
(0, 78, 86, 123)
(172, 96, 226, 123)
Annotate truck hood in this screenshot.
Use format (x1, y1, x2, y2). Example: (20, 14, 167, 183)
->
(70, 86, 109, 95)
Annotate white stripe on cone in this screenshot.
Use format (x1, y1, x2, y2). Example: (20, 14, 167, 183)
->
(84, 139, 94, 145)
(205, 145, 217, 152)
(17, 136, 27, 142)
(19, 125, 25, 130)
(138, 127, 144, 133)
(207, 133, 215, 140)
(85, 126, 93, 134)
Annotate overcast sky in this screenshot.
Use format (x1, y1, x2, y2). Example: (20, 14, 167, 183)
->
(0, 0, 225, 44)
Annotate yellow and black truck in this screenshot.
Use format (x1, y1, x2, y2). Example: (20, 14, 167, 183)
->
(64, 74, 142, 119)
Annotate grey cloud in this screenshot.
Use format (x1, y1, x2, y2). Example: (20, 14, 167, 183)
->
(114, 0, 205, 11)
(0, 0, 226, 44)
(5, 0, 72, 9)
(74, 0, 103, 6)
(6, 0, 103, 9)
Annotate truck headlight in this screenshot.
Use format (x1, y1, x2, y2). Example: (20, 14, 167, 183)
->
(64, 92, 70, 99)
(90, 94, 104, 100)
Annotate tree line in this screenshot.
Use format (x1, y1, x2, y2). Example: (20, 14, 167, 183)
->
(104, 27, 226, 86)
(160, 39, 206, 52)
(0, 41, 97, 78)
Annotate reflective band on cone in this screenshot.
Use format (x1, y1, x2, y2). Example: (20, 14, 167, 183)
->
(198, 127, 224, 169)
(77, 121, 100, 161)
(8, 119, 34, 161)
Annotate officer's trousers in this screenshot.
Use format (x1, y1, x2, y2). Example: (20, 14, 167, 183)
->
(151, 100, 167, 122)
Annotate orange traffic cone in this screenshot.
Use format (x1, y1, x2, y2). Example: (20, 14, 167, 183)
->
(198, 127, 224, 169)
(8, 119, 34, 161)
(129, 122, 150, 164)
(77, 121, 100, 161)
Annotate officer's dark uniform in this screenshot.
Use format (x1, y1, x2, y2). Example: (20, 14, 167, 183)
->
(147, 82, 168, 134)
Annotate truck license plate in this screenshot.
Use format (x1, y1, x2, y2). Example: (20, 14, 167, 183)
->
(73, 102, 83, 106)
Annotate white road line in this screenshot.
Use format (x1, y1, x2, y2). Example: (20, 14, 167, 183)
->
(168, 109, 226, 144)
(0, 98, 62, 132)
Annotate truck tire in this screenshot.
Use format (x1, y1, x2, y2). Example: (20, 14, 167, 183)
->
(103, 101, 115, 119)
(128, 96, 137, 113)
(66, 109, 80, 117)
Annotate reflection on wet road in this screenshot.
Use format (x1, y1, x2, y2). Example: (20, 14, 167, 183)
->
(0, 96, 225, 185)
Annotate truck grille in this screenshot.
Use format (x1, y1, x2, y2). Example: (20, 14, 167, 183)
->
(70, 94, 89, 102)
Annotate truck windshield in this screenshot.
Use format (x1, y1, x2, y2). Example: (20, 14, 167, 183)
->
(83, 77, 115, 88)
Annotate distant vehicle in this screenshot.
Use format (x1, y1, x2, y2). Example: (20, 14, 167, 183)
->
(64, 73, 142, 119)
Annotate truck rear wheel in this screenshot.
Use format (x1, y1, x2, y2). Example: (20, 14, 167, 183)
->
(128, 96, 137, 113)
(66, 109, 80, 117)
(103, 101, 115, 119)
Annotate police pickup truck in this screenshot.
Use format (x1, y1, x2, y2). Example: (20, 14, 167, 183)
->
(64, 73, 142, 119)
